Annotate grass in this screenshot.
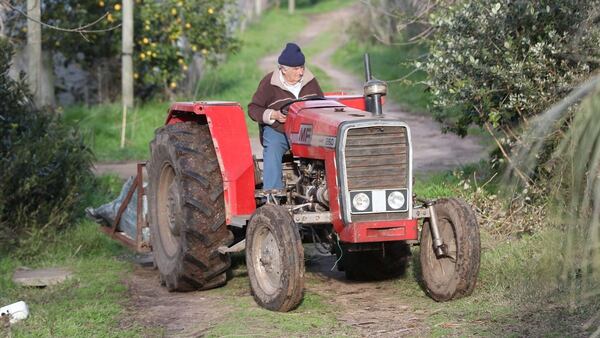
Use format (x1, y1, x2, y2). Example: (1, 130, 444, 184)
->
(408, 167, 600, 337)
(0, 175, 154, 337)
(370, 223, 600, 337)
(64, 0, 352, 162)
(61, 102, 168, 161)
(204, 261, 351, 337)
(18, 0, 600, 334)
(332, 39, 432, 113)
(4, 167, 599, 336)
(412, 226, 600, 337)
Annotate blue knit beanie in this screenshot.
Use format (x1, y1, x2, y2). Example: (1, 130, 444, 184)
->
(278, 42, 305, 67)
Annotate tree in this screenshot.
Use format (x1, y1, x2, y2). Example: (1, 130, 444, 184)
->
(134, 0, 239, 98)
(6, 0, 240, 102)
(421, 0, 600, 138)
(0, 38, 93, 251)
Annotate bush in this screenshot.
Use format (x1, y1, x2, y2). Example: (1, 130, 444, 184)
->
(0, 39, 94, 253)
(422, 0, 600, 137)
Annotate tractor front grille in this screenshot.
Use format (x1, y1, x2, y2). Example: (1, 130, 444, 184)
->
(339, 123, 411, 223)
(344, 126, 409, 190)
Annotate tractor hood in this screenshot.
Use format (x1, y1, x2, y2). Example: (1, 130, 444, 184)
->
(285, 99, 405, 147)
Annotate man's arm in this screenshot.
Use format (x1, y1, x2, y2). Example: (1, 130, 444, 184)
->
(248, 75, 277, 125)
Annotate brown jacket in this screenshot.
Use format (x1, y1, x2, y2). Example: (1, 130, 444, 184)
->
(248, 68, 324, 135)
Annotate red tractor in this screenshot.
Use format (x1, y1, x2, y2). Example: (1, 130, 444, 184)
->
(146, 56, 480, 312)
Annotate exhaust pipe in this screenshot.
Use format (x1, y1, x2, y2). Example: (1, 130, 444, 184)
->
(363, 53, 387, 116)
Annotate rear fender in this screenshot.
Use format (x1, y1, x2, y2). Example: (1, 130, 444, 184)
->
(165, 102, 256, 223)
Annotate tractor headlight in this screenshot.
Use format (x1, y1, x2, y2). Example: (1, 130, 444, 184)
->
(352, 192, 371, 212)
(387, 190, 406, 210)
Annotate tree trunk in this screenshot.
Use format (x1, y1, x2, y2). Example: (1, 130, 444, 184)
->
(97, 65, 103, 103)
(40, 51, 56, 107)
(188, 55, 204, 98)
(27, 0, 42, 105)
(289, 0, 295, 14)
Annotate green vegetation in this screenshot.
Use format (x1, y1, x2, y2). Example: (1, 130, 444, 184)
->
(10, 0, 239, 100)
(0, 221, 147, 337)
(134, 0, 239, 97)
(9, 0, 600, 336)
(333, 40, 432, 113)
(0, 174, 152, 337)
(0, 39, 94, 252)
(423, 0, 600, 137)
(63, 0, 350, 161)
(411, 167, 600, 336)
(62, 101, 167, 161)
(404, 226, 600, 337)
(205, 264, 351, 337)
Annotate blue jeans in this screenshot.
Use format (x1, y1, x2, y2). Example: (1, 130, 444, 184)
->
(262, 126, 290, 190)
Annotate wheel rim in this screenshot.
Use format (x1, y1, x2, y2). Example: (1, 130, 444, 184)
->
(425, 218, 458, 280)
(253, 226, 283, 296)
(157, 162, 180, 258)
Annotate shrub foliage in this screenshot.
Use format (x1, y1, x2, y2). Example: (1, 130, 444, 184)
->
(422, 0, 600, 136)
(0, 39, 94, 252)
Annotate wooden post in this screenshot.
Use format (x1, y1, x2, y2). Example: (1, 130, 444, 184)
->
(27, 0, 42, 105)
(288, 0, 295, 14)
(121, 0, 134, 148)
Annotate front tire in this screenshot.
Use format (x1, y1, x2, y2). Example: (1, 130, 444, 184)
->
(148, 122, 233, 291)
(246, 205, 305, 312)
(420, 198, 480, 301)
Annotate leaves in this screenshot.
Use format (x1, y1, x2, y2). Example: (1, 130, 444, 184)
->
(422, 0, 600, 137)
(7, 0, 240, 100)
(0, 39, 94, 252)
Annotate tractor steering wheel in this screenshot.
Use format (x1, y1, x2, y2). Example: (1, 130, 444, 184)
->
(280, 96, 326, 115)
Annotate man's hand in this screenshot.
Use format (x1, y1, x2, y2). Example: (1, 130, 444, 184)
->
(271, 110, 287, 123)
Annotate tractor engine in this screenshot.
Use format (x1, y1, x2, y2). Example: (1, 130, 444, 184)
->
(288, 160, 329, 212)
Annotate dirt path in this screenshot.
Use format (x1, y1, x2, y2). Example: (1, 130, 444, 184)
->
(107, 4, 485, 337)
(95, 6, 484, 179)
(120, 266, 232, 337)
(304, 251, 429, 337)
(259, 4, 485, 172)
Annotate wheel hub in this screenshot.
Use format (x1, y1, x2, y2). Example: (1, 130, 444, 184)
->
(254, 228, 283, 295)
(157, 163, 180, 258)
(166, 181, 180, 236)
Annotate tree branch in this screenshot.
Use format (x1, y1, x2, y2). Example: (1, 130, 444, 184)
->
(2, 0, 121, 34)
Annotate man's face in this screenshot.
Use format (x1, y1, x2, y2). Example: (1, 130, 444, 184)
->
(281, 65, 305, 85)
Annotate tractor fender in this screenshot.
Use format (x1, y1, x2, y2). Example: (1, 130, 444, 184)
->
(165, 101, 256, 223)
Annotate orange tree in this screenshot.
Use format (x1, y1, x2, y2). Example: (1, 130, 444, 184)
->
(134, 0, 239, 98)
(7, 0, 239, 101)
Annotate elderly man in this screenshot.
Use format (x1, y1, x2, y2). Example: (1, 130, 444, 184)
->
(248, 42, 324, 191)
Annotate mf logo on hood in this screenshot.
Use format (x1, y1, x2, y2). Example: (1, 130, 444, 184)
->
(298, 124, 313, 144)
(290, 124, 336, 148)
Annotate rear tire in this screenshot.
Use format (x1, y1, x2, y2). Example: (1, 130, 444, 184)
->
(148, 122, 233, 291)
(342, 242, 411, 281)
(246, 205, 305, 312)
(420, 198, 480, 301)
